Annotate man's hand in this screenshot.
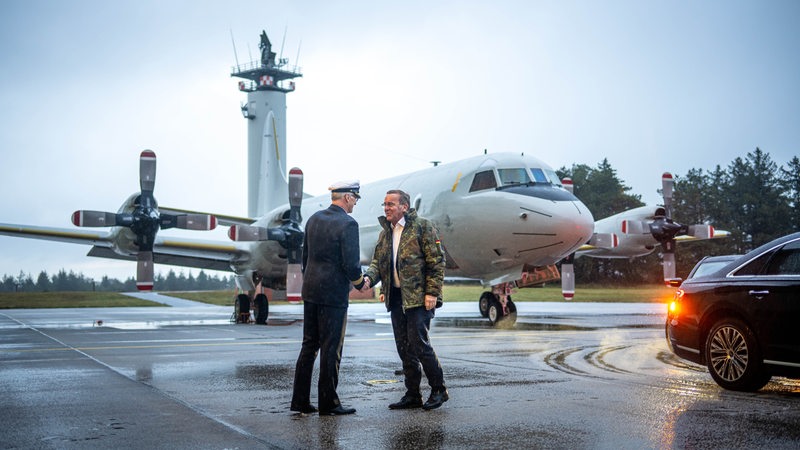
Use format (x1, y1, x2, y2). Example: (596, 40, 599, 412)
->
(360, 276, 371, 292)
(424, 294, 437, 310)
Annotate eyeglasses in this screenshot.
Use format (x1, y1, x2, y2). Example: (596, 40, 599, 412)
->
(381, 202, 399, 208)
(347, 193, 360, 202)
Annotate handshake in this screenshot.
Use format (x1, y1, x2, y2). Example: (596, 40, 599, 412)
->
(359, 275, 372, 292)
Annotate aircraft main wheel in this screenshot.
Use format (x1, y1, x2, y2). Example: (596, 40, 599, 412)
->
(487, 300, 505, 325)
(479, 292, 495, 318)
(705, 317, 770, 391)
(505, 298, 517, 327)
(254, 293, 269, 325)
(236, 294, 251, 324)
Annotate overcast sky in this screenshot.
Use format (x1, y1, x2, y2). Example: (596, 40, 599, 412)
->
(1, 0, 798, 281)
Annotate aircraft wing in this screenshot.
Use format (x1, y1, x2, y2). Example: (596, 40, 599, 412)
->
(160, 207, 257, 227)
(0, 222, 250, 274)
(0, 223, 111, 246)
(87, 236, 248, 272)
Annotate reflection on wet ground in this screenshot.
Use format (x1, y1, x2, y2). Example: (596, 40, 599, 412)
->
(2, 302, 800, 449)
(433, 316, 663, 332)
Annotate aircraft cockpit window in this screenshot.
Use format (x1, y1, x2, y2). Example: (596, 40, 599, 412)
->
(530, 168, 549, 183)
(544, 169, 562, 186)
(497, 168, 531, 186)
(469, 170, 497, 192)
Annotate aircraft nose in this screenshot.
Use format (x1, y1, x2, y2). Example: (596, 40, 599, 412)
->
(568, 200, 594, 241)
(550, 200, 594, 255)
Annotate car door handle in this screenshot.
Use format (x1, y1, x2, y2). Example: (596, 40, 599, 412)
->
(749, 290, 770, 298)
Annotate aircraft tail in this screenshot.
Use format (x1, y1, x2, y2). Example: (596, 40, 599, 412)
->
(245, 93, 289, 218)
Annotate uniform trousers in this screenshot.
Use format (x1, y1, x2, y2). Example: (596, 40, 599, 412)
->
(291, 302, 348, 411)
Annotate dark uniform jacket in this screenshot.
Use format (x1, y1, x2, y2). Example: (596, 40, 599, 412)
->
(365, 209, 445, 311)
(301, 204, 364, 307)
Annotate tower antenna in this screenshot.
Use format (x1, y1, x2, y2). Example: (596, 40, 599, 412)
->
(229, 28, 240, 68)
(294, 40, 302, 68)
(279, 25, 288, 64)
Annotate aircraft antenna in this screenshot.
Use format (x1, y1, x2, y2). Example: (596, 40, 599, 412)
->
(229, 28, 241, 68)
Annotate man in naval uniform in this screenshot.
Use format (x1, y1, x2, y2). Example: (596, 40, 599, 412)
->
(290, 180, 366, 416)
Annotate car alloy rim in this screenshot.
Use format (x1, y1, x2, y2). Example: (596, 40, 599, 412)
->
(709, 325, 749, 382)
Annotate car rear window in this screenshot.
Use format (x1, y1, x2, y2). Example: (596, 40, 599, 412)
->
(691, 261, 732, 278)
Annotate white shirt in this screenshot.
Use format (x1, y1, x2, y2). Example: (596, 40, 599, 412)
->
(391, 217, 406, 287)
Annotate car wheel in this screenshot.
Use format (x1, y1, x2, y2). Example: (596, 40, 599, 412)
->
(479, 292, 495, 318)
(704, 318, 771, 391)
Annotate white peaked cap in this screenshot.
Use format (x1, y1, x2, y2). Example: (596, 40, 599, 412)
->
(328, 180, 361, 193)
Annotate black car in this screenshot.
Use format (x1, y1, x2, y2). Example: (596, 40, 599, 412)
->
(666, 232, 800, 391)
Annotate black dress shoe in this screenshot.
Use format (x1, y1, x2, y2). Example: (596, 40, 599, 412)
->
(290, 404, 318, 414)
(389, 395, 423, 409)
(422, 390, 449, 410)
(319, 405, 356, 416)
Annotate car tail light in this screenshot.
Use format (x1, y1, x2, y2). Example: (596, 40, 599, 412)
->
(668, 289, 684, 319)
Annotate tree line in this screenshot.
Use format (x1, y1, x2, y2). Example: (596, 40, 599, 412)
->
(1, 268, 235, 292)
(558, 147, 798, 284)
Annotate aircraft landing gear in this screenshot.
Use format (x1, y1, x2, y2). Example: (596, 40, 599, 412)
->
(479, 292, 494, 317)
(480, 283, 517, 327)
(235, 294, 252, 323)
(254, 293, 269, 324)
(233, 285, 270, 325)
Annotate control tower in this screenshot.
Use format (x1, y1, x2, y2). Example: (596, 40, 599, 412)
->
(231, 30, 302, 218)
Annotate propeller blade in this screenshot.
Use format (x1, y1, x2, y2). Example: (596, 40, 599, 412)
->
(72, 210, 118, 227)
(288, 167, 303, 224)
(588, 233, 618, 249)
(687, 224, 714, 239)
(662, 250, 677, 283)
(228, 224, 270, 241)
(621, 219, 649, 235)
(176, 214, 217, 230)
(561, 254, 575, 300)
(561, 177, 573, 194)
(660, 234, 678, 283)
(286, 263, 302, 303)
(136, 251, 154, 291)
(661, 172, 674, 219)
(140, 150, 157, 193)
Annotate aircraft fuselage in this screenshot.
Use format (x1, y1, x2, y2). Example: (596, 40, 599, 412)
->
(248, 152, 595, 287)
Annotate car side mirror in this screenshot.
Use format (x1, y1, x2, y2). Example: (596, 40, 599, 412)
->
(667, 278, 683, 288)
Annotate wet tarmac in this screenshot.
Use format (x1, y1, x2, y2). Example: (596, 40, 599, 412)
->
(1, 296, 799, 449)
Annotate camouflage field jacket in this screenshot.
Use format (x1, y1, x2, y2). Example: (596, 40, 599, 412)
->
(365, 209, 445, 311)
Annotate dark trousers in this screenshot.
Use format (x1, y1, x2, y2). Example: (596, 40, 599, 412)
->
(291, 302, 348, 411)
(390, 286, 446, 397)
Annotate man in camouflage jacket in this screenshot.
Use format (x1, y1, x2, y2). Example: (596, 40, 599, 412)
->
(364, 189, 449, 410)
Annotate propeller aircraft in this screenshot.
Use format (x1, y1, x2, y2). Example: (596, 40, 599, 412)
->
(559, 172, 730, 301)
